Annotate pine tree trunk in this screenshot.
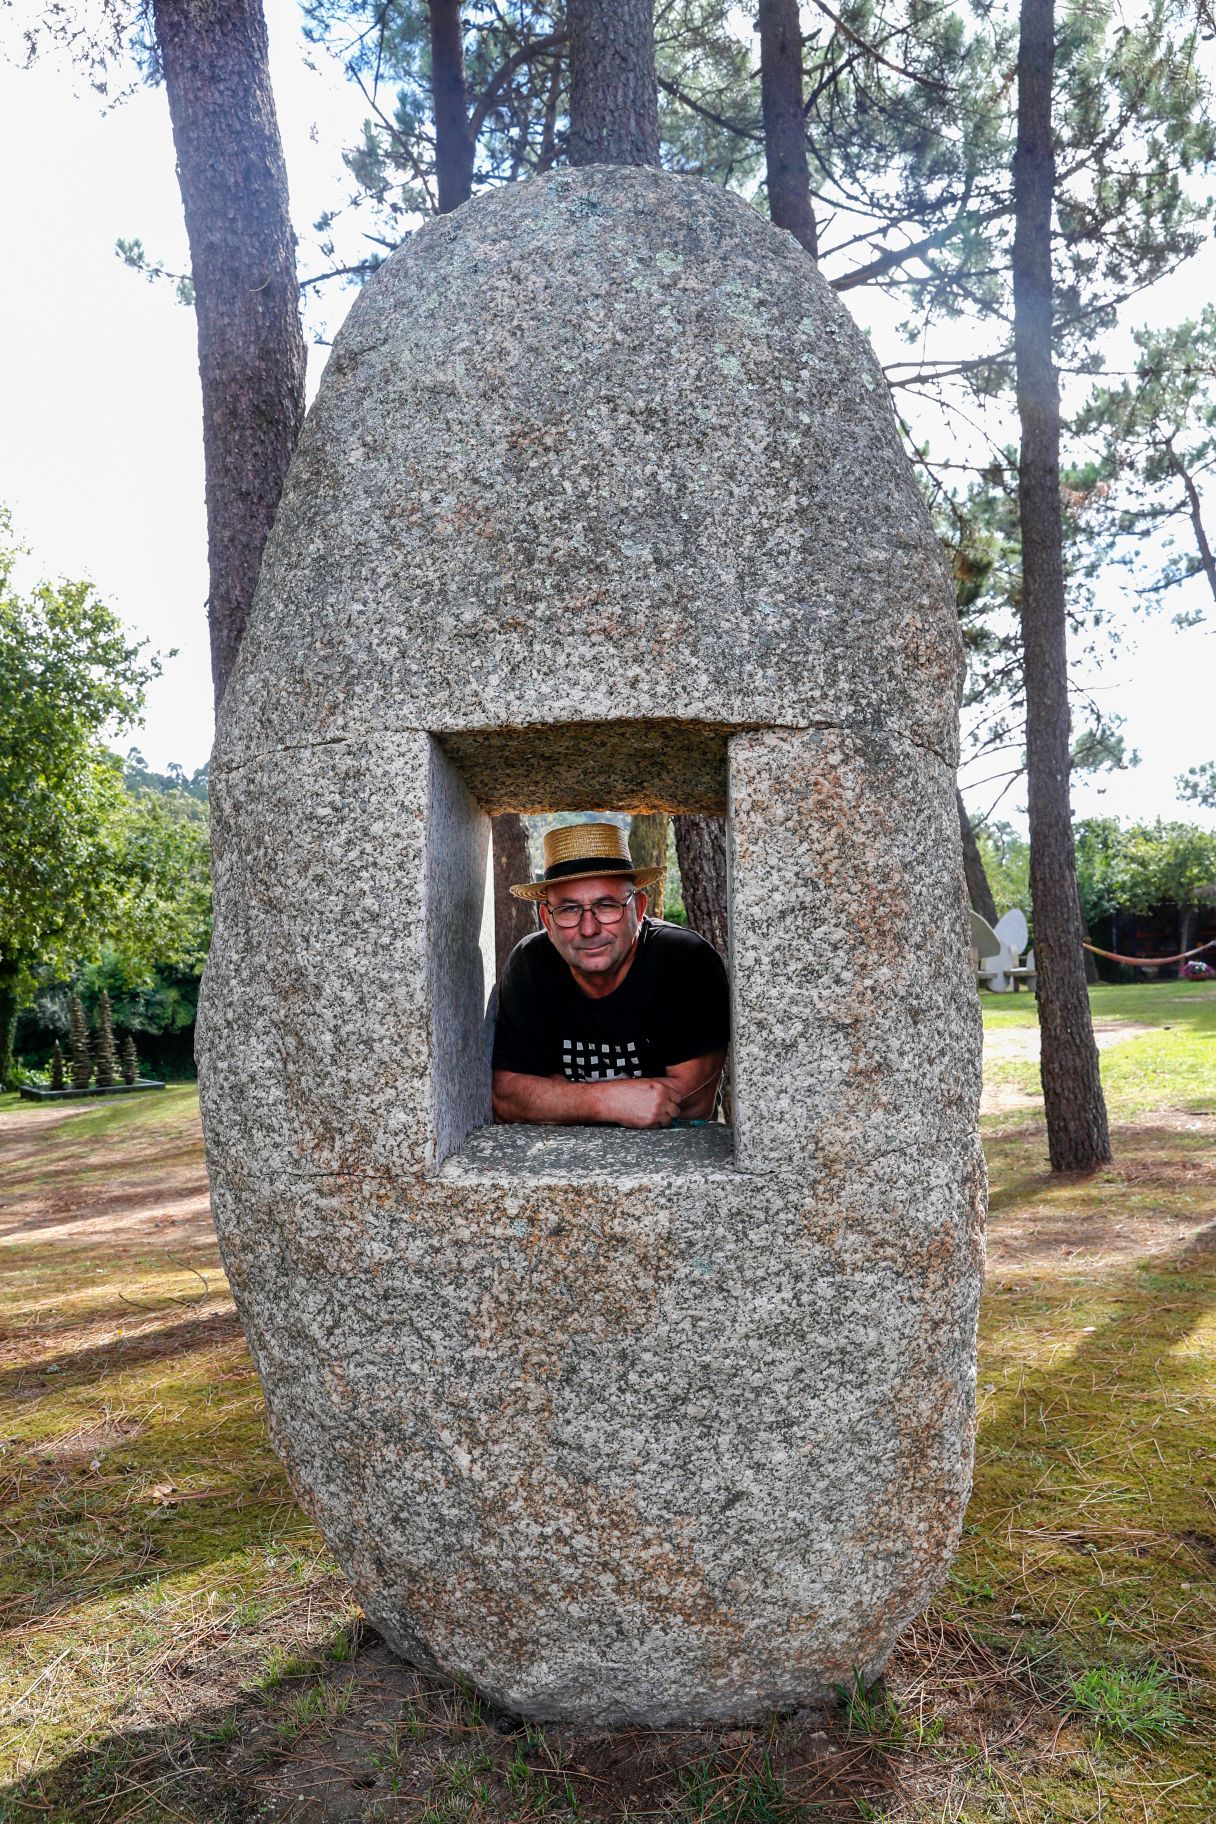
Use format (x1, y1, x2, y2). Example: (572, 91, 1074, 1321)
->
(422, 10, 526, 953)
(566, 1, 730, 962)
(1013, 0, 1111, 1171)
(674, 815, 728, 960)
(492, 815, 537, 980)
(628, 813, 668, 872)
(567, 0, 660, 166)
(682, 0, 818, 958)
(1167, 447, 1216, 608)
(152, 0, 307, 709)
(629, 812, 668, 917)
(758, 0, 818, 257)
(956, 790, 999, 925)
(428, 0, 474, 211)
(569, 0, 728, 948)
(1178, 903, 1197, 974)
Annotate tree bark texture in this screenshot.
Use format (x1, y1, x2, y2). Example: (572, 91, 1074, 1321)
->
(758, 0, 818, 257)
(567, 0, 660, 167)
(428, 0, 474, 211)
(492, 815, 537, 980)
(629, 811, 669, 916)
(674, 815, 728, 960)
(152, 0, 306, 711)
(1013, 0, 1111, 1170)
(956, 790, 999, 926)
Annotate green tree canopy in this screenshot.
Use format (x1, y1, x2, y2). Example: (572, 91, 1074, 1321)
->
(1178, 761, 1216, 810)
(1075, 816, 1216, 931)
(0, 512, 211, 1083)
(972, 819, 1031, 919)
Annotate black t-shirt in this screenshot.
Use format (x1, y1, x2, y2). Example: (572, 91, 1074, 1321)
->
(492, 918, 729, 1082)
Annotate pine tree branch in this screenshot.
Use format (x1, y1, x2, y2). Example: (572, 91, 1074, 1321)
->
(656, 74, 762, 141)
(806, 0, 949, 91)
(468, 33, 567, 145)
(350, 64, 439, 211)
(832, 190, 1009, 291)
(888, 257, 1206, 390)
(299, 262, 381, 291)
(1164, 436, 1216, 606)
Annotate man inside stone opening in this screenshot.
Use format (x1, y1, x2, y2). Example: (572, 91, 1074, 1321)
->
(491, 821, 730, 1128)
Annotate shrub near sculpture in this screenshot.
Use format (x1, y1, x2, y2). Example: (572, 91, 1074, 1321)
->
(197, 166, 985, 1724)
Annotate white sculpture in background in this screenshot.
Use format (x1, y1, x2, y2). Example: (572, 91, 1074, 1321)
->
(970, 907, 1037, 993)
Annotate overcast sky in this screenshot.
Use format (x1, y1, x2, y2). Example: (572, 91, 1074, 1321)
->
(1, 5, 1212, 830)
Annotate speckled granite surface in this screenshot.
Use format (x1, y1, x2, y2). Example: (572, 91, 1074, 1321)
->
(212, 164, 960, 776)
(197, 164, 984, 1723)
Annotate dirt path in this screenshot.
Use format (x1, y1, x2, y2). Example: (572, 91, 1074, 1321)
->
(980, 1018, 1154, 1114)
(983, 1017, 1153, 1064)
(0, 1092, 214, 1250)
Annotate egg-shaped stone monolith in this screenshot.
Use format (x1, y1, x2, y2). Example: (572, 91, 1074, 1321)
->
(197, 163, 985, 1725)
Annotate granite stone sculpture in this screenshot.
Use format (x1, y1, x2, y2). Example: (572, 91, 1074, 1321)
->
(197, 164, 985, 1724)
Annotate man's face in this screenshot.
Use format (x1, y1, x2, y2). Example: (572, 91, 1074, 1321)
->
(540, 875, 646, 977)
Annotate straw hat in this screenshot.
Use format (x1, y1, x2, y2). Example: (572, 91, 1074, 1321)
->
(510, 821, 664, 902)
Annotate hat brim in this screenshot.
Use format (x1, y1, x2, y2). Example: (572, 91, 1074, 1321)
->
(510, 865, 664, 902)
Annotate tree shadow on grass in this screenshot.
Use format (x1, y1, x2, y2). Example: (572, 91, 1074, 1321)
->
(1, 1305, 292, 1633)
(0, 1308, 244, 1399)
(984, 1117, 1216, 1261)
(0, 1173, 214, 1246)
(967, 1215, 1216, 1670)
(985, 1214, 1216, 1414)
(984, 1161, 1055, 1218)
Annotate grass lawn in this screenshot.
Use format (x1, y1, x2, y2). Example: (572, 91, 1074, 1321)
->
(1, 981, 1214, 1822)
(982, 980, 1216, 1120)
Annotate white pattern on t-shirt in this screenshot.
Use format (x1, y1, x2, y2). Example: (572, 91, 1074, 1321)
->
(561, 1038, 643, 1082)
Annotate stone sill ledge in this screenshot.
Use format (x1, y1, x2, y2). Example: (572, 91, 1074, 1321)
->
(438, 1121, 736, 1183)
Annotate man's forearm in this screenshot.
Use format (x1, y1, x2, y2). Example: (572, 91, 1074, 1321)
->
(663, 1049, 727, 1121)
(492, 1071, 623, 1125)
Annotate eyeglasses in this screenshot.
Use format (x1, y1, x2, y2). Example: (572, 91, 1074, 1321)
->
(546, 890, 641, 929)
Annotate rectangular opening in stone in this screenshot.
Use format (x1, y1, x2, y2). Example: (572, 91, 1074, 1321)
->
(437, 720, 731, 815)
(427, 726, 735, 1178)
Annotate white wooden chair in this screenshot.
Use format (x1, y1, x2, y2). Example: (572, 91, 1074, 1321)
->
(971, 909, 1037, 993)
